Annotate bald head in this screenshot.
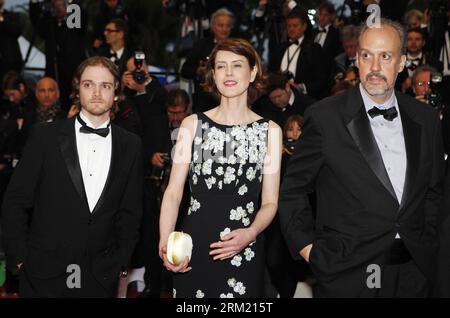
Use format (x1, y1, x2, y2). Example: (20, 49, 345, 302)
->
(36, 77, 60, 109)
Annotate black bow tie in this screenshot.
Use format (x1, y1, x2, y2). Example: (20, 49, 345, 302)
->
(77, 114, 111, 137)
(317, 28, 327, 33)
(109, 52, 119, 63)
(367, 106, 398, 121)
(289, 39, 299, 46)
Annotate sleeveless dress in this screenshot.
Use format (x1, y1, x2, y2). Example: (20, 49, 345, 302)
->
(173, 112, 270, 298)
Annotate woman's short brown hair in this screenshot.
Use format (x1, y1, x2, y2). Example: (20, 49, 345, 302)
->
(70, 56, 121, 113)
(201, 38, 267, 104)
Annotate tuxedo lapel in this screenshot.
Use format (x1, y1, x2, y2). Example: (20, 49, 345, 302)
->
(344, 88, 398, 202)
(91, 124, 122, 215)
(58, 118, 89, 211)
(397, 95, 421, 212)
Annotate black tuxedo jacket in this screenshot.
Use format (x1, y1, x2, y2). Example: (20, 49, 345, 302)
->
(269, 37, 328, 99)
(1, 118, 143, 296)
(279, 87, 445, 296)
(312, 26, 342, 62)
(254, 86, 315, 128)
(395, 53, 443, 92)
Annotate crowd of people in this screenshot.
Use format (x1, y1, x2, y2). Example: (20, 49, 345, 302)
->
(0, 0, 450, 298)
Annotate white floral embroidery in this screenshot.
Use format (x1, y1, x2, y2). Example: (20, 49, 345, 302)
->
(215, 166, 224, 175)
(188, 198, 201, 215)
(196, 290, 205, 298)
(228, 154, 237, 165)
(224, 167, 236, 184)
(194, 164, 201, 175)
(231, 255, 242, 267)
(242, 217, 250, 226)
(203, 127, 226, 153)
(201, 158, 213, 175)
(238, 184, 248, 196)
(194, 136, 202, 145)
(237, 165, 243, 176)
(218, 156, 227, 164)
(193, 150, 199, 162)
(218, 180, 223, 189)
(192, 174, 198, 185)
(227, 278, 236, 288)
(244, 247, 255, 261)
(246, 202, 254, 214)
(220, 293, 234, 298)
(246, 167, 256, 181)
(220, 228, 231, 240)
(201, 122, 209, 130)
(233, 282, 246, 295)
(205, 176, 216, 189)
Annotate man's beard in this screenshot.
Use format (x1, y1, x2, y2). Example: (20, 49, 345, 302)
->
(363, 71, 392, 97)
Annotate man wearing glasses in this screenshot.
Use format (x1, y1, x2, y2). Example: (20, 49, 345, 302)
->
(101, 18, 132, 76)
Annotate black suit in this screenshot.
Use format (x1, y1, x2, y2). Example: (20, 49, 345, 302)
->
(1, 118, 143, 297)
(395, 53, 443, 93)
(98, 47, 133, 77)
(254, 86, 315, 128)
(270, 37, 328, 99)
(180, 37, 218, 112)
(279, 87, 445, 297)
(313, 26, 342, 64)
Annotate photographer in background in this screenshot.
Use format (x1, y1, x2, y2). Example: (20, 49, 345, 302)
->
(0, 0, 23, 84)
(121, 54, 167, 128)
(99, 18, 132, 76)
(29, 0, 86, 111)
(180, 8, 233, 113)
(412, 64, 443, 109)
(254, 71, 314, 129)
(136, 89, 190, 297)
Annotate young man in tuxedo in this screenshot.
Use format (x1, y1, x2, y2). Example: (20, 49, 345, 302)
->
(279, 19, 445, 297)
(1, 56, 143, 297)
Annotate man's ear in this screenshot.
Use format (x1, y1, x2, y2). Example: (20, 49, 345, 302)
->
(398, 54, 406, 73)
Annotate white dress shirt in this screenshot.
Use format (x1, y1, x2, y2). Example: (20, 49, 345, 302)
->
(314, 24, 330, 47)
(281, 36, 304, 79)
(75, 111, 112, 212)
(360, 85, 406, 238)
(406, 52, 422, 77)
(110, 47, 124, 63)
(440, 29, 450, 76)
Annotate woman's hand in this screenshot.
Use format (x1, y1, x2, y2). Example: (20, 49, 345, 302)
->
(209, 228, 257, 261)
(159, 245, 192, 273)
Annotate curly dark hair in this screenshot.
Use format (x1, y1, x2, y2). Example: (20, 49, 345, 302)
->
(201, 38, 267, 105)
(70, 56, 121, 113)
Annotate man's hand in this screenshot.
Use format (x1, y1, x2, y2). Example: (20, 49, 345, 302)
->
(152, 152, 168, 168)
(282, 147, 293, 156)
(122, 71, 146, 94)
(93, 39, 103, 49)
(67, 105, 79, 118)
(415, 95, 429, 104)
(300, 244, 313, 263)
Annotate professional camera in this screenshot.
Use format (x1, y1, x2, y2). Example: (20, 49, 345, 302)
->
(426, 73, 444, 111)
(150, 154, 172, 184)
(132, 52, 147, 85)
(284, 138, 298, 153)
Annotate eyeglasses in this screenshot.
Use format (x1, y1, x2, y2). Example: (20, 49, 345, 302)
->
(104, 28, 119, 33)
(416, 81, 430, 87)
(167, 110, 187, 117)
